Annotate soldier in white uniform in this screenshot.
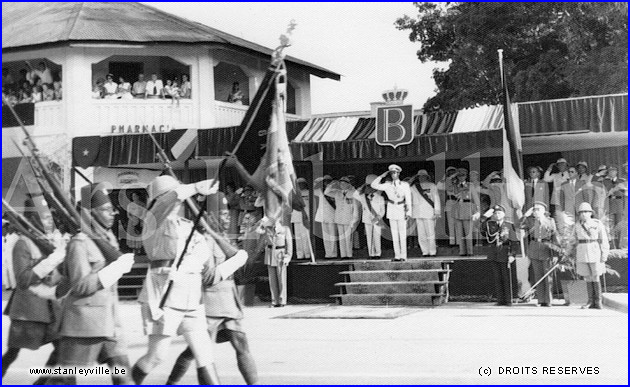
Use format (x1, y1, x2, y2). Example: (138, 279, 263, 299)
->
(371, 165, 412, 261)
(409, 169, 441, 256)
(291, 178, 312, 260)
(566, 202, 609, 309)
(132, 176, 248, 384)
(325, 176, 357, 259)
(314, 175, 337, 258)
(353, 175, 386, 259)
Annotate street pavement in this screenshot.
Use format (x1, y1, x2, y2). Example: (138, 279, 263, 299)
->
(2, 296, 627, 385)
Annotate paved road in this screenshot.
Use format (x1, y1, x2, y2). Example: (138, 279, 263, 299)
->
(2, 299, 627, 385)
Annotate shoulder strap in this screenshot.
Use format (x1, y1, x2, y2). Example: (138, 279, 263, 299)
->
(324, 189, 336, 210)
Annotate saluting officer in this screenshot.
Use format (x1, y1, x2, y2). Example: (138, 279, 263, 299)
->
(452, 168, 480, 256)
(409, 169, 441, 256)
(353, 174, 386, 259)
(371, 164, 412, 261)
(566, 202, 609, 309)
(520, 201, 561, 307)
(481, 205, 518, 306)
(325, 176, 357, 259)
(132, 176, 248, 384)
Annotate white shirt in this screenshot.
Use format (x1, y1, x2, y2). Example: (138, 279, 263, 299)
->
(145, 79, 164, 96)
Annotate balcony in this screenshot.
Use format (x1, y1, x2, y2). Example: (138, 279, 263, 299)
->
(214, 100, 302, 127)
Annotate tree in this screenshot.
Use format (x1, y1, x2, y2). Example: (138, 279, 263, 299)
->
(396, 2, 628, 112)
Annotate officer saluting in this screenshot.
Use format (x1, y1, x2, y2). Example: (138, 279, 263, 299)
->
(371, 164, 412, 261)
(480, 205, 517, 306)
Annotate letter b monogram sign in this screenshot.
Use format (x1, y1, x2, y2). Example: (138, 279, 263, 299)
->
(376, 105, 413, 149)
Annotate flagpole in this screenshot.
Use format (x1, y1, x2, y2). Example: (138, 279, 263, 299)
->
(499, 48, 527, 301)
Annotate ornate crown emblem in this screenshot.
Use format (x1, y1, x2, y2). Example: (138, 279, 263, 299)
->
(382, 87, 408, 105)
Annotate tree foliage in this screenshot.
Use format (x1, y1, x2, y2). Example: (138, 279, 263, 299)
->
(396, 2, 628, 111)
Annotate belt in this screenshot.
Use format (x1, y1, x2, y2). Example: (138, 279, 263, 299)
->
(242, 209, 258, 213)
(267, 245, 286, 249)
(578, 239, 601, 244)
(447, 195, 457, 201)
(386, 199, 405, 205)
(150, 259, 174, 269)
(460, 199, 471, 203)
(531, 238, 551, 243)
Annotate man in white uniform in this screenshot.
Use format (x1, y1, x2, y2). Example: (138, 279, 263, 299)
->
(325, 176, 357, 259)
(409, 169, 441, 256)
(371, 165, 412, 261)
(353, 175, 386, 259)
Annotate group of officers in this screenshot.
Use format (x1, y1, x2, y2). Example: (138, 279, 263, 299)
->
(3, 175, 260, 385)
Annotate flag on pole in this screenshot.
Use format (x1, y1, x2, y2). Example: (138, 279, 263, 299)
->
(499, 50, 525, 211)
(231, 60, 305, 227)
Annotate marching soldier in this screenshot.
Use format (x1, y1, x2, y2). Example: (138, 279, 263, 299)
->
(480, 205, 518, 306)
(566, 202, 609, 309)
(371, 165, 412, 261)
(132, 176, 249, 384)
(314, 175, 337, 259)
(166, 192, 258, 385)
(325, 176, 357, 259)
(520, 201, 561, 307)
(2, 195, 65, 382)
(55, 183, 135, 384)
(409, 169, 441, 256)
(353, 175, 386, 259)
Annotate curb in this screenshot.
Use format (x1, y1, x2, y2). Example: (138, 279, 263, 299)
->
(602, 293, 628, 313)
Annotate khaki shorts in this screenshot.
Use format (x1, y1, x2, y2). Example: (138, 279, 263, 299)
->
(576, 262, 606, 278)
(206, 317, 244, 343)
(141, 303, 206, 336)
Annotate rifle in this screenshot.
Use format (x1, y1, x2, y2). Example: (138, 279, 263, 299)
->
(2, 199, 55, 256)
(4, 96, 122, 263)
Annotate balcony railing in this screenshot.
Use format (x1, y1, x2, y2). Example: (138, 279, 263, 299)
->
(93, 99, 196, 133)
(214, 100, 302, 127)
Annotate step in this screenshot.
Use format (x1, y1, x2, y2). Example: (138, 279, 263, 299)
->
(352, 260, 451, 271)
(332, 293, 446, 306)
(335, 281, 447, 294)
(340, 269, 450, 282)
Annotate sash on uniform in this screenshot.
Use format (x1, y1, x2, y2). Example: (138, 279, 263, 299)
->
(414, 182, 435, 208)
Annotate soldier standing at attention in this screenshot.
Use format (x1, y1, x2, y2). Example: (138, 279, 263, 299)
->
(566, 202, 609, 309)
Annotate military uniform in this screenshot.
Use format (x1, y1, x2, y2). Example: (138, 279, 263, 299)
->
(371, 168, 412, 261)
(481, 215, 517, 305)
(325, 179, 357, 258)
(263, 222, 292, 306)
(520, 215, 560, 306)
(291, 188, 312, 259)
(353, 187, 386, 258)
(410, 178, 441, 256)
(453, 180, 480, 256)
(315, 179, 337, 258)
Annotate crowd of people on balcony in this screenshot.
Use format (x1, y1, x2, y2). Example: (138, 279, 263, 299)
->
(92, 73, 192, 104)
(2, 61, 62, 106)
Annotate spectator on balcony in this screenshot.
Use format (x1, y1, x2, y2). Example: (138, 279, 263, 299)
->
(165, 80, 181, 106)
(25, 61, 53, 85)
(2, 68, 15, 89)
(92, 78, 105, 99)
(16, 70, 29, 92)
(42, 83, 54, 101)
(31, 85, 43, 103)
(53, 80, 62, 101)
(180, 74, 191, 98)
(18, 83, 32, 104)
(103, 74, 118, 99)
(227, 81, 244, 104)
(132, 74, 147, 98)
(145, 73, 164, 99)
(116, 76, 133, 100)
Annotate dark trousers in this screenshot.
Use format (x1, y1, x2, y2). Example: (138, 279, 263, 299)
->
(491, 260, 512, 305)
(531, 259, 553, 305)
